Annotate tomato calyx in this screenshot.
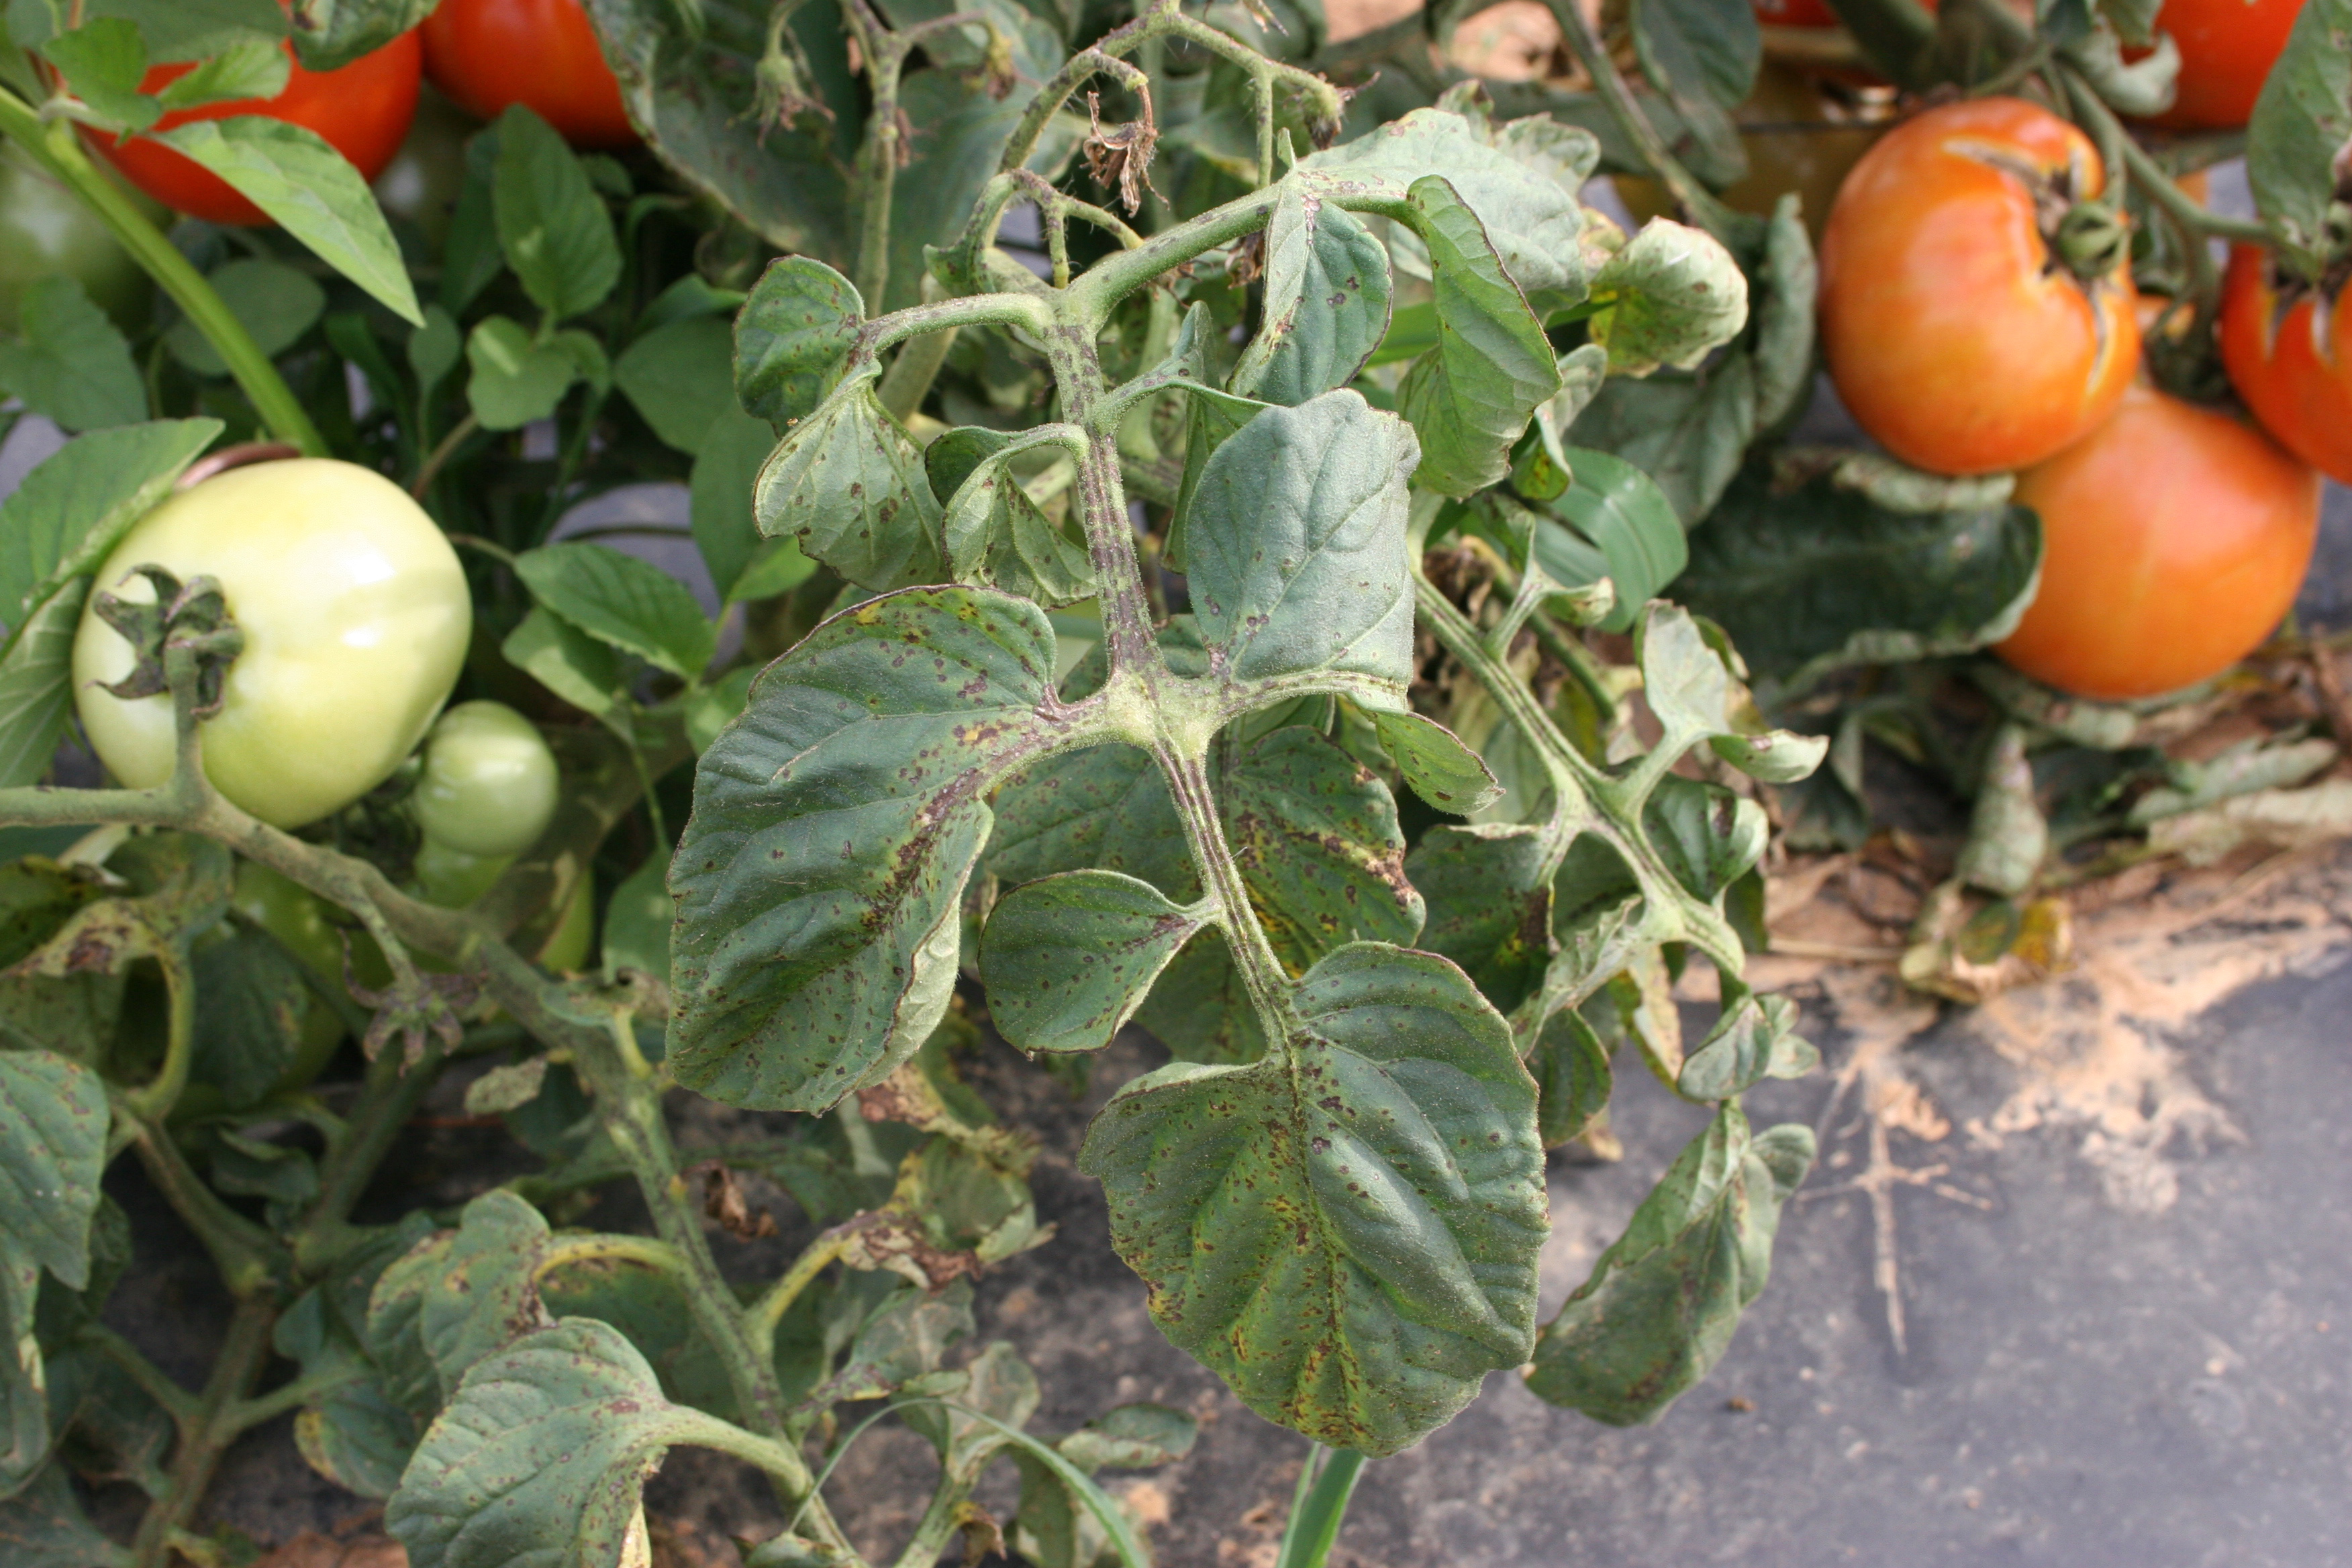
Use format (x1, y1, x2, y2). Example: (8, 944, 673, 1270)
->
(91, 567, 245, 718)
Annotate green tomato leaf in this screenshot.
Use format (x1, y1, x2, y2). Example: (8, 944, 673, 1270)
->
(932, 426, 1097, 607)
(154, 115, 422, 324)
(602, 851, 674, 987)
(1530, 1003, 1611, 1147)
(38, 18, 156, 132)
(1228, 187, 1393, 407)
(1301, 107, 1596, 311)
(295, 1380, 419, 1500)
(285, 0, 440, 70)
(0, 418, 220, 630)
(30, 0, 287, 60)
(1630, 0, 1760, 111)
(614, 314, 736, 454)
(734, 255, 863, 429)
(582, 0, 853, 260)
(1676, 460, 2042, 691)
(1079, 942, 1545, 1457)
(152, 36, 287, 108)
(1526, 1104, 1813, 1425)
(1584, 217, 1749, 377)
(1677, 986, 1816, 1101)
(1367, 708, 1501, 814)
(513, 541, 717, 680)
(0, 1050, 107, 1490)
(490, 103, 620, 322)
(1404, 822, 1551, 1016)
(187, 924, 312, 1109)
(2245, 0, 2352, 282)
(163, 258, 324, 377)
(500, 605, 624, 720)
(1568, 352, 1757, 525)
(0, 581, 86, 791)
(754, 367, 946, 591)
(1184, 389, 1420, 695)
(1394, 176, 1561, 497)
(0, 275, 146, 433)
(1220, 725, 1424, 971)
(1529, 446, 1687, 634)
(688, 406, 779, 601)
(1636, 602, 1825, 784)
(408, 305, 462, 395)
(386, 1317, 771, 1568)
(0, 1465, 130, 1568)
(464, 317, 601, 430)
(1748, 195, 1817, 432)
(667, 587, 1091, 1111)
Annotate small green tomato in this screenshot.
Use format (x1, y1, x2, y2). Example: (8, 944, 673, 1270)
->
(72, 458, 471, 829)
(412, 700, 560, 857)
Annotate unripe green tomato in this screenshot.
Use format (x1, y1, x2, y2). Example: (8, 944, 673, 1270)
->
(536, 868, 595, 972)
(413, 837, 512, 909)
(412, 700, 560, 856)
(0, 142, 162, 334)
(72, 459, 471, 829)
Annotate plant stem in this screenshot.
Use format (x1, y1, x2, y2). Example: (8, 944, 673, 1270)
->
(127, 1295, 279, 1568)
(410, 411, 480, 499)
(1545, 0, 1747, 250)
(0, 87, 326, 454)
(746, 1230, 852, 1351)
(127, 1110, 287, 1300)
(1274, 1446, 1367, 1568)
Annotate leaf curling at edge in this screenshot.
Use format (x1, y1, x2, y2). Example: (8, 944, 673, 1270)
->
(1524, 1103, 1812, 1426)
(666, 586, 1101, 1112)
(1078, 942, 1546, 1456)
(752, 364, 946, 591)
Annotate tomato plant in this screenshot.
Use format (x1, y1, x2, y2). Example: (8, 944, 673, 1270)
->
(1995, 384, 2320, 699)
(422, 0, 635, 149)
(4, 0, 2350, 1563)
(1819, 97, 2139, 476)
(84, 34, 422, 226)
(2220, 244, 2352, 485)
(71, 456, 470, 828)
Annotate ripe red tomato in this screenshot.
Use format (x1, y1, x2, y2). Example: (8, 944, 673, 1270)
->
(85, 34, 422, 226)
(2218, 244, 2352, 485)
(1818, 97, 2140, 477)
(1752, 0, 1842, 23)
(422, 0, 636, 150)
(2135, 0, 2302, 130)
(1995, 384, 2318, 700)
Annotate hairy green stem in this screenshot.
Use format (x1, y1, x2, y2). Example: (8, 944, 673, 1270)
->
(747, 1230, 852, 1353)
(127, 1110, 288, 1299)
(0, 87, 326, 454)
(128, 1295, 278, 1568)
(122, 938, 195, 1122)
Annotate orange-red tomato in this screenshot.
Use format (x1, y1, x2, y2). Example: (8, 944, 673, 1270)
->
(1995, 384, 2318, 700)
(422, 0, 636, 150)
(1753, 0, 1843, 23)
(1819, 97, 2140, 477)
(2218, 243, 2352, 485)
(2137, 0, 2302, 130)
(86, 35, 422, 226)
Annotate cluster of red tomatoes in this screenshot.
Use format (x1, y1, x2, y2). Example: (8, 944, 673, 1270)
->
(86, 0, 636, 226)
(1775, 0, 2335, 701)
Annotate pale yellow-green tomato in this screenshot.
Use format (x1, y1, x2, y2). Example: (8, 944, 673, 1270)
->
(412, 699, 559, 856)
(72, 458, 470, 828)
